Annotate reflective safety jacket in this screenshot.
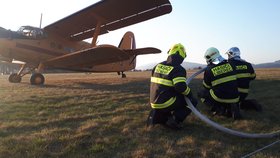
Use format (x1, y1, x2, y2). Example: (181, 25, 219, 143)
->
(203, 60, 239, 104)
(228, 59, 256, 94)
(150, 61, 191, 109)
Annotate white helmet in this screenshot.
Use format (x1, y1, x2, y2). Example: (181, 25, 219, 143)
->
(204, 47, 221, 64)
(226, 47, 240, 59)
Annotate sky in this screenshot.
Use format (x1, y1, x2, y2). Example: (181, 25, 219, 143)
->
(0, 0, 279, 68)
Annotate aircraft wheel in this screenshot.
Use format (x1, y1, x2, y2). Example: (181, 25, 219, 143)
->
(121, 73, 126, 78)
(30, 73, 45, 85)
(8, 73, 22, 83)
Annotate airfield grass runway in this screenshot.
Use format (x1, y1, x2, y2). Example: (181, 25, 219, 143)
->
(0, 69, 280, 158)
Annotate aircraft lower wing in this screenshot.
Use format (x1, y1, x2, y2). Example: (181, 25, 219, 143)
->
(123, 47, 161, 55)
(43, 46, 161, 69)
(43, 45, 130, 68)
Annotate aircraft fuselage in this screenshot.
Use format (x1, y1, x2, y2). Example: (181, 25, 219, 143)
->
(0, 26, 136, 73)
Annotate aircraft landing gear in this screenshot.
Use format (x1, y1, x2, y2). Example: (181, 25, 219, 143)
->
(8, 73, 22, 83)
(8, 64, 29, 84)
(121, 71, 126, 78)
(117, 71, 126, 78)
(30, 73, 45, 85)
(8, 64, 45, 85)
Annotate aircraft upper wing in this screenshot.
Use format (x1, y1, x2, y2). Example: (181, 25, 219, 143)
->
(44, 0, 172, 41)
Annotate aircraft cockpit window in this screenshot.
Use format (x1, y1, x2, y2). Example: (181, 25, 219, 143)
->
(17, 26, 47, 39)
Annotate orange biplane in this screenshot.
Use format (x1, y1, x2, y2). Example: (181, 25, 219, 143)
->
(0, 0, 172, 85)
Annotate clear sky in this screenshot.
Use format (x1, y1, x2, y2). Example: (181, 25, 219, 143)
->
(0, 0, 279, 68)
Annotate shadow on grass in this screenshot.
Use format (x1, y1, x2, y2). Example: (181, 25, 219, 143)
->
(42, 79, 150, 95)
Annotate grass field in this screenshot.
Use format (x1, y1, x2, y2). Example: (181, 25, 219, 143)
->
(0, 68, 280, 158)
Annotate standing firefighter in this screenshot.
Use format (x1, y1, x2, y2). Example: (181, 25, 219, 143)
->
(200, 47, 241, 119)
(147, 43, 197, 130)
(226, 47, 262, 111)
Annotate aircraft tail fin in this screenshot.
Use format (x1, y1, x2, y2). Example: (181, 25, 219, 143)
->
(117, 31, 161, 70)
(118, 31, 136, 50)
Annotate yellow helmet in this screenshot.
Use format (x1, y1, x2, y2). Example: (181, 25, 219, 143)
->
(168, 43, 186, 59)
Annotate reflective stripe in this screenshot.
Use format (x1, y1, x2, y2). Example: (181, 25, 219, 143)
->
(238, 88, 249, 93)
(211, 75, 237, 86)
(173, 77, 186, 84)
(173, 77, 190, 95)
(151, 97, 176, 109)
(210, 89, 239, 103)
(182, 86, 191, 95)
(154, 64, 174, 75)
(236, 73, 256, 79)
(151, 77, 173, 87)
(203, 80, 211, 89)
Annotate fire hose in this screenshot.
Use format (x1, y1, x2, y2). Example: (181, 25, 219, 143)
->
(185, 67, 280, 138)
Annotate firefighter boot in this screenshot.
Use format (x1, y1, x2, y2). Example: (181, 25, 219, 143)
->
(165, 116, 183, 130)
(240, 99, 263, 112)
(248, 99, 263, 112)
(146, 110, 155, 127)
(231, 103, 242, 120)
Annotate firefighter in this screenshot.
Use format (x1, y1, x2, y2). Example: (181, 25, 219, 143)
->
(226, 47, 262, 111)
(147, 43, 197, 130)
(200, 47, 241, 119)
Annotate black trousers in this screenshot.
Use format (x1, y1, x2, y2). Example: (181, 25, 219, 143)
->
(149, 95, 193, 124)
(199, 89, 234, 114)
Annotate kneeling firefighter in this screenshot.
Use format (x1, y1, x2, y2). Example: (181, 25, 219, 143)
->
(226, 47, 262, 112)
(147, 43, 197, 130)
(200, 47, 241, 119)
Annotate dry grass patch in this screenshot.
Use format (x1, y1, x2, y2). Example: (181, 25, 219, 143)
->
(0, 69, 280, 157)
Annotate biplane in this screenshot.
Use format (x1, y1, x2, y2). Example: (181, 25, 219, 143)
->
(0, 0, 172, 85)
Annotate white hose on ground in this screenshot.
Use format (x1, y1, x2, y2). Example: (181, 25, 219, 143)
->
(240, 139, 280, 158)
(185, 67, 280, 138)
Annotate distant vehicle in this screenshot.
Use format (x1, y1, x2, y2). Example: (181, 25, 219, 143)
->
(0, 0, 172, 85)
